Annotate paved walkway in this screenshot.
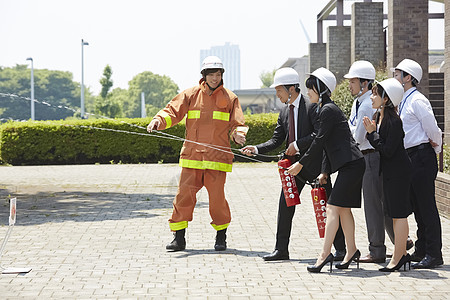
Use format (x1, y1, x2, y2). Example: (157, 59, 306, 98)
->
(0, 163, 449, 299)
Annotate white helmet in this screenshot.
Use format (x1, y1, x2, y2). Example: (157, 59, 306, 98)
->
(201, 56, 224, 73)
(308, 67, 336, 93)
(344, 60, 376, 80)
(390, 58, 423, 83)
(378, 78, 404, 107)
(270, 68, 300, 88)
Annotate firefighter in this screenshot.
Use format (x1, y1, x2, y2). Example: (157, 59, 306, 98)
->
(147, 56, 247, 252)
(392, 58, 443, 269)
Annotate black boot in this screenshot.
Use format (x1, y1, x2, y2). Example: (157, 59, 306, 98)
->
(214, 229, 227, 251)
(166, 229, 186, 251)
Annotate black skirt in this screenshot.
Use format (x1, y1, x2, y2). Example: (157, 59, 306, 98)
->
(381, 172, 413, 218)
(328, 158, 365, 208)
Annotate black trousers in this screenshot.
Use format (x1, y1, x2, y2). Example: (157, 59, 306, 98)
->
(275, 169, 346, 252)
(408, 144, 442, 258)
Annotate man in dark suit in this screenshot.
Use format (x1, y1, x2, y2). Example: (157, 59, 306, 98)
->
(241, 68, 346, 261)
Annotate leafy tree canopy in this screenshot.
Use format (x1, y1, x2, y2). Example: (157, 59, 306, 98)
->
(260, 69, 276, 88)
(127, 71, 179, 118)
(99, 64, 113, 99)
(0, 65, 180, 120)
(0, 65, 86, 120)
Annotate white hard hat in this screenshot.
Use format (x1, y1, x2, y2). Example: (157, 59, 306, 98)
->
(308, 67, 337, 93)
(390, 58, 423, 83)
(270, 68, 300, 88)
(378, 78, 404, 107)
(201, 56, 224, 72)
(344, 60, 376, 80)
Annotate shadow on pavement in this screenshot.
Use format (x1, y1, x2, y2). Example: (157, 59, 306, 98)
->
(0, 188, 207, 226)
(296, 258, 449, 279)
(173, 248, 269, 258)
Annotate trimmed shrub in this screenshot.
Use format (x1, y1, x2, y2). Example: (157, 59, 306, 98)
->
(0, 114, 283, 165)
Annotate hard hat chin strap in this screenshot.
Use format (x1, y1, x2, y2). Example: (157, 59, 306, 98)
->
(354, 81, 365, 102)
(356, 80, 373, 99)
(379, 90, 393, 109)
(206, 80, 223, 92)
(400, 72, 406, 87)
(358, 80, 367, 96)
(378, 90, 386, 109)
(283, 86, 291, 105)
(316, 78, 328, 113)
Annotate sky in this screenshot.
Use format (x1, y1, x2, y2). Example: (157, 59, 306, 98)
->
(0, 0, 445, 96)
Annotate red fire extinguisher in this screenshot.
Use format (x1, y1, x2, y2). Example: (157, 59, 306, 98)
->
(277, 159, 301, 207)
(311, 184, 327, 238)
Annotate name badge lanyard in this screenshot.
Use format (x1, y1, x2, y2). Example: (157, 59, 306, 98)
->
(399, 88, 417, 117)
(350, 100, 361, 126)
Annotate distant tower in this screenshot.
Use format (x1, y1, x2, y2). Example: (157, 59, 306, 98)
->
(200, 42, 241, 91)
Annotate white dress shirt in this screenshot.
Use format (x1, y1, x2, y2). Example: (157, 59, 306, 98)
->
(290, 94, 301, 152)
(348, 91, 377, 151)
(253, 94, 302, 154)
(399, 87, 442, 153)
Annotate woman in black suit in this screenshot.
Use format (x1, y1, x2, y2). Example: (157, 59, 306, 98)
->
(363, 78, 413, 272)
(240, 68, 346, 262)
(288, 68, 365, 273)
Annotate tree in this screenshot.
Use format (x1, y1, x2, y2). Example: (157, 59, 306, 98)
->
(126, 71, 179, 118)
(94, 96, 122, 118)
(93, 87, 124, 118)
(260, 69, 277, 88)
(0, 65, 82, 121)
(94, 65, 121, 118)
(0, 65, 181, 121)
(99, 65, 113, 99)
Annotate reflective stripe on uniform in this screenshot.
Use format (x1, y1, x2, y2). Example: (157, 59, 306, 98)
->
(213, 111, 230, 121)
(187, 110, 201, 119)
(179, 159, 232, 172)
(211, 223, 230, 231)
(169, 221, 188, 231)
(159, 111, 172, 128)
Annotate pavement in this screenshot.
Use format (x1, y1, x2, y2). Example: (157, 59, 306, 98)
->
(0, 163, 449, 299)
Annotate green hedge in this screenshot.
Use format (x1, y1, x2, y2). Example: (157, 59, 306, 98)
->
(0, 114, 283, 165)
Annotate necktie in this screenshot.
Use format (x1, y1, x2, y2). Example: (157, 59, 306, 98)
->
(356, 100, 361, 116)
(288, 104, 295, 144)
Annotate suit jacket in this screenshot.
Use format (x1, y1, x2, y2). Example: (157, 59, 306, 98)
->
(367, 118, 412, 218)
(366, 116, 412, 193)
(299, 98, 363, 175)
(256, 95, 320, 179)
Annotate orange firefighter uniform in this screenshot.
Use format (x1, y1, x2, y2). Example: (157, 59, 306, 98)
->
(153, 78, 246, 232)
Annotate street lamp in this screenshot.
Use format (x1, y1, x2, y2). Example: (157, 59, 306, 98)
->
(26, 57, 35, 121)
(81, 39, 89, 119)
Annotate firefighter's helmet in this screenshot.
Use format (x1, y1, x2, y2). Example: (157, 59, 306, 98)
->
(201, 56, 224, 73)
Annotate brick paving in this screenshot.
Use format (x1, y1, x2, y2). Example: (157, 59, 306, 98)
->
(0, 163, 449, 299)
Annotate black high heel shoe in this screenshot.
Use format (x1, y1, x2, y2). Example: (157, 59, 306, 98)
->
(307, 253, 334, 273)
(379, 254, 411, 272)
(335, 249, 361, 269)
